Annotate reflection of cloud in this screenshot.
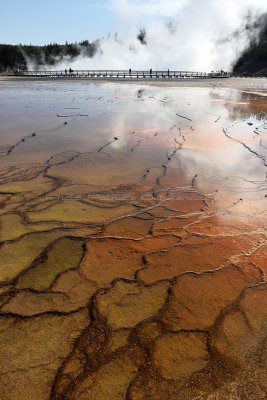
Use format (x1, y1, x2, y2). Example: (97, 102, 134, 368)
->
(103, 85, 267, 192)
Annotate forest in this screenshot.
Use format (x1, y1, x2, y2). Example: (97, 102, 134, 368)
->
(0, 40, 99, 72)
(233, 14, 267, 77)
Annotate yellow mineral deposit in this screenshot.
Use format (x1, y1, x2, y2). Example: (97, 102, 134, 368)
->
(0, 79, 266, 399)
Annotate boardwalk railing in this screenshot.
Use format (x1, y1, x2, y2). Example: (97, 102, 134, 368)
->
(12, 70, 230, 79)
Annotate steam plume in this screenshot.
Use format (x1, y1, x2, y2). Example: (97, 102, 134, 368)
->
(30, 0, 266, 71)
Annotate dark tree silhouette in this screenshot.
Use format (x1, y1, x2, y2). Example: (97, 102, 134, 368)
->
(137, 28, 147, 45)
(233, 13, 267, 77)
(0, 40, 99, 72)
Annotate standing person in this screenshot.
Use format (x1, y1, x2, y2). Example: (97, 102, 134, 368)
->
(150, 68, 152, 76)
(168, 69, 170, 77)
(129, 68, 131, 75)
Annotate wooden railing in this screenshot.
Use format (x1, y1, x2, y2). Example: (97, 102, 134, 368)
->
(12, 69, 230, 79)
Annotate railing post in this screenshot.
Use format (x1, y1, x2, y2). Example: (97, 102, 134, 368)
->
(17, 69, 230, 80)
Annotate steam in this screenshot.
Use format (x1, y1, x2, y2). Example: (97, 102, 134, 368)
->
(29, 0, 266, 71)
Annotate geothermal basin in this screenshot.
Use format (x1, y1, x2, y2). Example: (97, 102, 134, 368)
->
(0, 77, 266, 400)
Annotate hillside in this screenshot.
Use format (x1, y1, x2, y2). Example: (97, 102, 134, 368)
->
(0, 41, 98, 72)
(233, 14, 267, 77)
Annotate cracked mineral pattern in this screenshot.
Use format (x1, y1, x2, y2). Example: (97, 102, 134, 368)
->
(0, 78, 266, 400)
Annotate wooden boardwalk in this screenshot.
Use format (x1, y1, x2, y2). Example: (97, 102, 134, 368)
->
(13, 69, 230, 80)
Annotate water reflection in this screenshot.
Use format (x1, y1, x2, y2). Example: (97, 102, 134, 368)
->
(0, 80, 266, 400)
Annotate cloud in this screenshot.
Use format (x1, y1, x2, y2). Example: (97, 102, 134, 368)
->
(87, 2, 113, 10)
(111, 0, 187, 18)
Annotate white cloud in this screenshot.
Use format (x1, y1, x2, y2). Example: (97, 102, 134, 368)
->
(88, 0, 266, 19)
(87, 2, 113, 10)
(116, 0, 187, 17)
(111, 0, 266, 20)
(110, 0, 187, 20)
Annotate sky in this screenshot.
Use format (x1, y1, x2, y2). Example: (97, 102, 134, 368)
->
(1, 0, 266, 46)
(0, 0, 116, 45)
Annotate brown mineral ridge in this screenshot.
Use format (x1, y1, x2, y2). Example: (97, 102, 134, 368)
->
(0, 81, 266, 400)
(51, 270, 266, 400)
(137, 234, 263, 284)
(0, 310, 89, 400)
(79, 236, 178, 287)
(0, 228, 266, 400)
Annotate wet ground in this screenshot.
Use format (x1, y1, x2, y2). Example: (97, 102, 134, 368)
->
(0, 79, 266, 400)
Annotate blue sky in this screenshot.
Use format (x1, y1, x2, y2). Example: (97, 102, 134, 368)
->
(0, 0, 117, 45)
(0, 0, 266, 46)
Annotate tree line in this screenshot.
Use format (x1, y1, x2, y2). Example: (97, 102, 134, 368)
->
(233, 14, 267, 77)
(0, 40, 99, 72)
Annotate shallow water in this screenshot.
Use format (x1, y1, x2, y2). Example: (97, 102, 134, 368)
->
(0, 80, 266, 400)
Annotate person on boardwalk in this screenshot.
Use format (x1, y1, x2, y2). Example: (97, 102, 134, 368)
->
(129, 68, 132, 75)
(168, 69, 170, 77)
(150, 68, 152, 76)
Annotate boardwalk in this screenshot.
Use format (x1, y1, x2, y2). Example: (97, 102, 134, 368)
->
(13, 69, 230, 79)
